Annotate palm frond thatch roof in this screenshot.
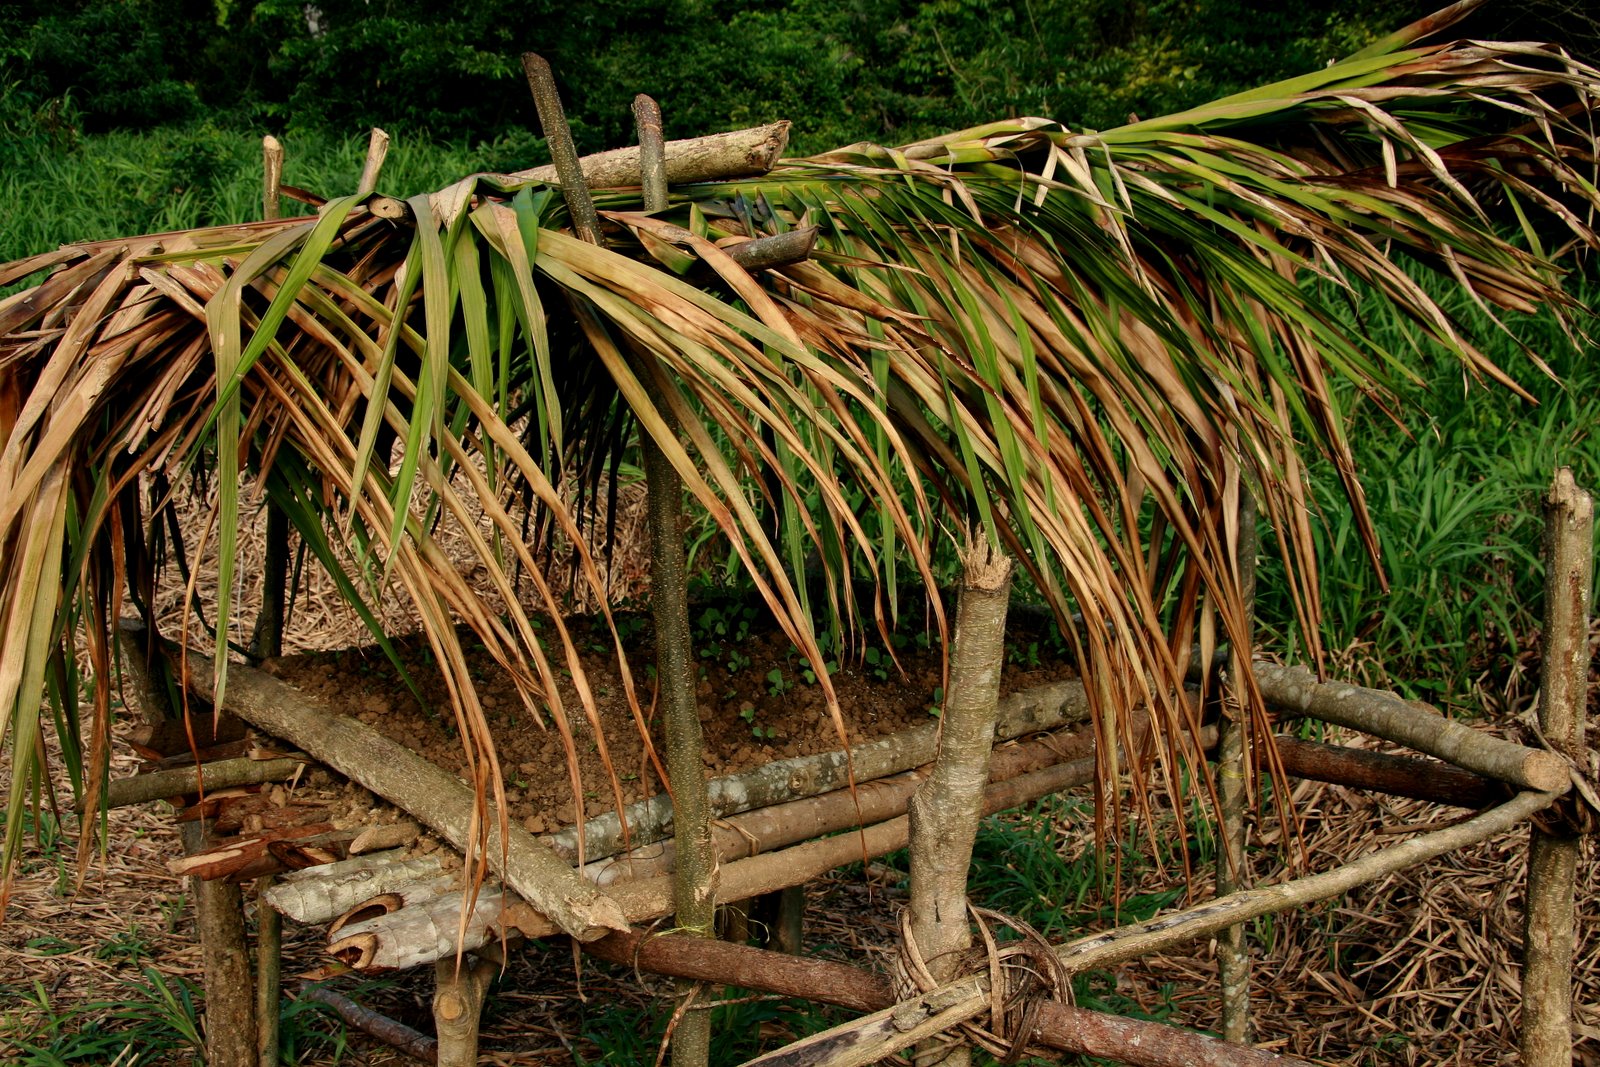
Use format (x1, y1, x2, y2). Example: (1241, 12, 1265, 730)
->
(3, 17, 1598, 889)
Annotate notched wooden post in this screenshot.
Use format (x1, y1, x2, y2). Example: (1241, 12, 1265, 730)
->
(907, 532, 1013, 1067)
(1521, 467, 1592, 1067)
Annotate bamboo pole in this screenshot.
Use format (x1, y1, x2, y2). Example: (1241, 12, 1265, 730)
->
(1521, 467, 1592, 1067)
(907, 535, 1012, 1067)
(1252, 662, 1567, 790)
(743, 788, 1561, 1067)
(181, 650, 628, 941)
(1217, 485, 1257, 1043)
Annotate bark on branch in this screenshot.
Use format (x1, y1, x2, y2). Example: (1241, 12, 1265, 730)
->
(1253, 661, 1567, 791)
(586, 930, 1309, 1067)
(181, 650, 627, 941)
(545, 675, 1094, 863)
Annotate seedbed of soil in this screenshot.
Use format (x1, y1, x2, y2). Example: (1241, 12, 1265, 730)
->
(261, 605, 1078, 838)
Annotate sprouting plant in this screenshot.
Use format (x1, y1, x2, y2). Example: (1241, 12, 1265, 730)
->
(726, 648, 752, 674)
(1007, 641, 1042, 669)
(863, 646, 890, 682)
(927, 685, 945, 718)
(738, 704, 776, 740)
(765, 668, 790, 697)
(800, 660, 836, 686)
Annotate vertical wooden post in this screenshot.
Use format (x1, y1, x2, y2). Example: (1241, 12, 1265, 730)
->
(255, 879, 281, 1067)
(432, 955, 497, 1067)
(261, 136, 283, 221)
(907, 533, 1013, 1067)
(253, 132, 289, 1067)
(356, 128, 390, 197)
(117, 620, 259, 1067)
(1521, 467, 1591, 1067)
(1218, 484, 1257, 1044)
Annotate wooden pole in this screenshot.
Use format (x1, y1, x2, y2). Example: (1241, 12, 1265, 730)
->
(1252, 661, 1567, 790)
(744, 788, 1562, 1066)
(433, 954, 496, 1067)
(585, 929, 1313, 1067)
(906, 534, 1012, 1067)
(1521, 467, 1592, 1067)
(507, 121, 790, 188)
(545, 675, 1094, 864)
(254, 876, 282, 1067)
(1217, 484, 1256, 1043)
(261, 136, 283, 222)
(98, 756, 305, 810)
(356, 128, 390, 197)
(521, 55, 603, 244)
(299, 985, 438, 1064)
(180, 650, 628, 941)
(627, 89, 716, 1067)
(182, 821, 260, 1067)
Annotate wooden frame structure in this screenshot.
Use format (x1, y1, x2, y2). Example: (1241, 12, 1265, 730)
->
(107, 470, 1595, 1067)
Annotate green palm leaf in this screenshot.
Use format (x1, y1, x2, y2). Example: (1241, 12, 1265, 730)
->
(3, 17, 1598, 889)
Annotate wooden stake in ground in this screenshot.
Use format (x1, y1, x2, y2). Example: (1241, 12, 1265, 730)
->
(1217, 484, 1257, 1043)
(906, 534, 1012, 1067)
(1521, 467, 1592, 1067)
(115, 621, 259, 1067)
(628, 89, 717, 1067)
(433, 954, 497, 1067)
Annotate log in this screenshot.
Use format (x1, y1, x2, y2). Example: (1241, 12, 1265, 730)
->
(299, 985, 438, 1064)
(545, 674, 1094, 863)
(265, 850, 448, 925)
(505, 757, 1096, 943)
(349, 820, 421, 855)
(511, 121, 790, 189)
(1253, 661, 1568, 791)
(587, 930, 1314, 1067)
(742, 788, 1561, 1067)
(329, 888, 508, 971)
(1521, 468, 1592, 1067)
(99, 756, 307, 810)
(582, 725, 1095, 885)
(1271, 735, 1507, 809)
(321, 758, 1100, 966)
(180, 650, 628, 941)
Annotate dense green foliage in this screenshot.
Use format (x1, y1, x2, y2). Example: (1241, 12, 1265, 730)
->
(2, 0, 1452, 153)
(1256, 284, 1600, 711)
